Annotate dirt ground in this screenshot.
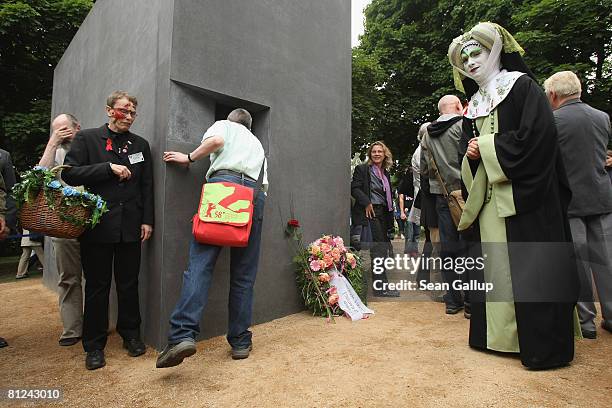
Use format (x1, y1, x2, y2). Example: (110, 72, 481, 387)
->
(0, 278, 610, 408)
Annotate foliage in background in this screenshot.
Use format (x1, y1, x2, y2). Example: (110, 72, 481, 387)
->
(2, 99, 51, 171)
(352, 48, 385, 155)
(0, 0, 93, 171)
(352, 0, 612, 174)
(2, 0, 610, 175)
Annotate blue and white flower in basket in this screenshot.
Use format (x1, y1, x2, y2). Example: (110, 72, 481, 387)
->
(47, 180, 62, 189)
(62, 186, 81, 197)
(12, 165, 109, 230)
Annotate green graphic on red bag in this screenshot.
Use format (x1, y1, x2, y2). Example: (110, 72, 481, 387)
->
(198, 183, 253, 225)
(193, 181, 255, 247)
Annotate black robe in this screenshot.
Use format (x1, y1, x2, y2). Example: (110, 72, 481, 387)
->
(459, 74, 579, 369)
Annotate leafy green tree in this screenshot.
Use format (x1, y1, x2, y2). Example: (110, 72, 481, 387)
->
(352, 48, 385, 157)
(2, 100, 50, 170)
(511, 0, 612, 110)
(0, 0, 93, 170)
(353, 0, 612, 173)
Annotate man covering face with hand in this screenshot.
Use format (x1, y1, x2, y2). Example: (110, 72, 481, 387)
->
(39, 113, 85, 347)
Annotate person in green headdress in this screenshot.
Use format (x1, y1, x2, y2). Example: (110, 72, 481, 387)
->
(448, 22, 580, 369)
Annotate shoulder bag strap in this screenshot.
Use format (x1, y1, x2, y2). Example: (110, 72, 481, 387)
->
(423, 134, 451, 198)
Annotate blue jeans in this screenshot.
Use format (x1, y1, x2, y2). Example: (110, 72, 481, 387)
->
(404, 221, 420, 254)
(167, 174, 265, 349)
(435, 195, 465, 308)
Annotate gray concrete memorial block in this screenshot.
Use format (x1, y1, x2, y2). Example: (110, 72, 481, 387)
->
(48, 0, 351, 349)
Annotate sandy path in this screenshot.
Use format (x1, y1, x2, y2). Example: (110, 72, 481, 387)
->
(1, 278, 610, 407)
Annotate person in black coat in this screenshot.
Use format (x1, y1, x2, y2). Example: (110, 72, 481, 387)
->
(0, 172, 10, 348)
(351, 141, 399, 297)
(450, 23, 578, 369)
(0, 149, 17, 232)
(62, 91, 154, 370)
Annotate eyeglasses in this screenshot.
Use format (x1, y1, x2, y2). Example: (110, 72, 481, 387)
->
(112, 107, 138, 118)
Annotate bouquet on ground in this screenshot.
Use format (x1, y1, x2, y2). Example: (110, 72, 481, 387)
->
(286, 219, 372, 321)
(12, 166, 108, 238)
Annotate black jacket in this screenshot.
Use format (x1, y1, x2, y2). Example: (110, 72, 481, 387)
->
(63, 124, 154, 243)
(350, 163, 394, 228)
(398, 169, 414, 211)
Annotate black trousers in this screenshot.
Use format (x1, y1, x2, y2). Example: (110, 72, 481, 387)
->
(80, 241, 141, 352)
(435, 195, 470, 308)
(416, 228, 433, 284)
(370, 205, 393, 287)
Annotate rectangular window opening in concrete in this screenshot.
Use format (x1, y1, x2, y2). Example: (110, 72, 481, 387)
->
(170, 80, 270, 151)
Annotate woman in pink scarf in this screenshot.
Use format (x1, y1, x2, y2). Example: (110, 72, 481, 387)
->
(351, 141, 399, 297)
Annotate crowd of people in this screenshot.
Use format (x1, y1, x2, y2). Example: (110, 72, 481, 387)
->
(350, 22, 611, 369)
(0, 90, 267, 371)
(0, 21, 609, 373)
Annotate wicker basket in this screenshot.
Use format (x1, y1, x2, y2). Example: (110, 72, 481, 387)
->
(18, 166, 91, 239)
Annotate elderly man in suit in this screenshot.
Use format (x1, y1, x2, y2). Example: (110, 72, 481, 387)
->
(545, 71, 612, 339)
(63, 91, 154, 370)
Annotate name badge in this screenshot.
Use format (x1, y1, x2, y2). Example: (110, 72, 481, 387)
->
(128, 152, 144, 164)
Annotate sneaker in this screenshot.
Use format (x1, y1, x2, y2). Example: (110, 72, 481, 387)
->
(156, 340, 196, 368)
(15, 274, 28, 280)
(59, 337, 81, 347)
(581, 329, 596, 339)
(602, 321, 612, 334)
(231, 345, 252, 360)
(446, 304, 464, 315)
(123, 338, 146, 357)
(85, 350, 105, 370)
(0, 337, 7, 348)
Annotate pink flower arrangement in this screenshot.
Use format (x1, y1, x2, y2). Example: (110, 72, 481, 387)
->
(307, 235, 354, 275)
(318, 272, 331, 283)
(287, 220, 365, 321)
(301, 235, 361, 313)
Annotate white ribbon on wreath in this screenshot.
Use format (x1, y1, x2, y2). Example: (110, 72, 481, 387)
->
(330, 270, 374, 321)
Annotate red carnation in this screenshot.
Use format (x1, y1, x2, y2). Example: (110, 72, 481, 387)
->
(287, 219, 300, 228)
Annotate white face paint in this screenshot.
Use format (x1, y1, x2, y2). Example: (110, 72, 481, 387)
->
(461, 42, 491, 84)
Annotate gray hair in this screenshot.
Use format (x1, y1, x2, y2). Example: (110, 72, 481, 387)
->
(544, 71, 582, 97)
(53, 113, 80, 129)
(227, 108, 252, 130)
(62, 113, 79, 128)
(106, 90, 138, 108)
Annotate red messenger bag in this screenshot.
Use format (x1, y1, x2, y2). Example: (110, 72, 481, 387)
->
(192, 162, 265, 247)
